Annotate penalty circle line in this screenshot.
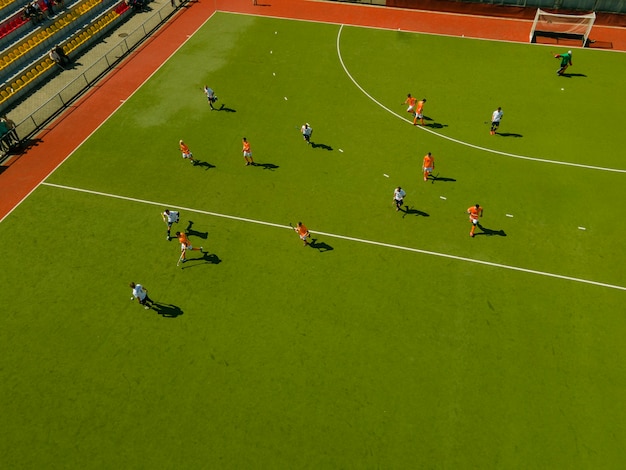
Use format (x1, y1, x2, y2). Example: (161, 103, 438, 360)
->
(42, 181, 626, 292)
(335, 24, 626, 174)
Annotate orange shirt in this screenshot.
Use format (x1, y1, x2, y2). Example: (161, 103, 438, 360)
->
(467, 206, 483, 219)
(417, 100, 425, 113)
(242, 141, 251, 152)
(297, 224, 309, 236)
(405, 96, 417, 107)
(178, 232, 190, 246)
(180, 143, 190, 153)
(423, 154, 434, 168)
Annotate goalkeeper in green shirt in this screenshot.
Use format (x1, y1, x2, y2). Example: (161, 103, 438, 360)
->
(555, 50, 573, 76)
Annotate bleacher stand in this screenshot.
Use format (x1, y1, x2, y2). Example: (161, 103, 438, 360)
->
(0, 0, 135, 119)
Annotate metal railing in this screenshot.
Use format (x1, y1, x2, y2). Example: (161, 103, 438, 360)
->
(10, 0, 186, 150)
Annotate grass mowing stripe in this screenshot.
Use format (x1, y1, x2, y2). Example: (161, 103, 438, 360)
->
(42, 182, 626, 292)
(336, 24, 626, 174)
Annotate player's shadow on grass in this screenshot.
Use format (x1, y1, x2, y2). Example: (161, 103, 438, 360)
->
(310, 141, 333, 151)
(252, 162, 279, 170)
(185, 220, 208, 239)
(422, 116, 448, 129)
(402, 206, 429, 218)
(194, 160, 216, 170)
(560, 73, 587, 78)
(151, 302, 184, 318)
(475, 224, 507, 237)
(181, 252, 222, 269)
(309, 238, 333, 252)
(216, 104, 236, 112)
(497, 132, 523, 138)
(429, 174, 456, 183)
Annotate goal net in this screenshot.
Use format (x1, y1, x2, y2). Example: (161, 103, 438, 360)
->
(530, 9, 596, 47)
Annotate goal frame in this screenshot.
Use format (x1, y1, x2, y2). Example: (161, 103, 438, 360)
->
(529, 8, 596, 47)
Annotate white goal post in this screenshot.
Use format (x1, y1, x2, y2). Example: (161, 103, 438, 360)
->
(530, 9, 596, 47)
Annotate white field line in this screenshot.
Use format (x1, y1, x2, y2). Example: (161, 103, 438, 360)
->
(0, 11, 219, 226)
(42, 182, 626, 291)
(336, 24, 626, 173)
(224, 9, 626, 52)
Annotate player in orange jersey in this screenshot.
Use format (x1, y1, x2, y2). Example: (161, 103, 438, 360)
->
(179, 140, 196, 165)
(242, 137, 254, 166)
(414, 98, 426, 125)
(293, 222, 311, 246)
(467, 204, 483, 237)
(404, 94, 417, 115)
(176, 231, 204, 264)
(422, 152, 435, 181)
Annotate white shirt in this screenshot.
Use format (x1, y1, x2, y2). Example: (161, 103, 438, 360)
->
(164, 210, 179, 223)
(301, 125, 312, 137)
(204, 87, 214, 98)
(132, 284, 147, 301)
(394, 188, 406, 201)
(492, 109, 503, 123)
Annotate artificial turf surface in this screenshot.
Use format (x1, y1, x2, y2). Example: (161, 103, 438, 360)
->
(1, 11, 625, 468)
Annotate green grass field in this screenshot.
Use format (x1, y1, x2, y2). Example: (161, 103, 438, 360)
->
(1, 11, 626, 468)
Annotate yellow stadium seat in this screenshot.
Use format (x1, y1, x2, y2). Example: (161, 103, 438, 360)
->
(1, 90, 8, 99)
(36, 64, 43, 72)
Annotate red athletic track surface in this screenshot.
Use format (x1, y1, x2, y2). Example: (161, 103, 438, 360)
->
(1, 0, 625, 221)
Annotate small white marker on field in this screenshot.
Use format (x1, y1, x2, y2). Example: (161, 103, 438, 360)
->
(506, 214, 514, 218)
(270, 50, 273, 54)
(561, 88, 564, 91)
(284, 96, 288, 100)
(338, 149, 344, 153)
(275, 31, 277, 34)
(383, 173, 389, 178)
(439, 196, 446, 200)
(272, 72, 275, 76)
(578, 226, 586, 231)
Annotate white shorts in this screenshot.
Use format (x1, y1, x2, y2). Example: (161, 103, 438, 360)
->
(181, 243, 192, 252)
(416, 113, 423, 119)
(423, 166, 433, 173)
(182, 152, 193, 159)
(470, 217, 479, 225)
(243, 151, 252, 157)
(407, 105, 415, 113)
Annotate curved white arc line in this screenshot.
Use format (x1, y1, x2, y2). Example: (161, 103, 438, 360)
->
(336, 24, 626, 174)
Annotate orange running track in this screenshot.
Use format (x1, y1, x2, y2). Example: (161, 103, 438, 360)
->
(1, 0, 625, 221)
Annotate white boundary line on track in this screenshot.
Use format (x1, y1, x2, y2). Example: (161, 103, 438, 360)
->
(41, 182, 626, 292)
(335, 24, 626, 173)
(0, 11, 219, 226)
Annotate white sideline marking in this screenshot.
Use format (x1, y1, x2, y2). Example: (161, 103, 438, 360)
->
(336, 24, 626, 174)
(41, 182, 626, 291)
